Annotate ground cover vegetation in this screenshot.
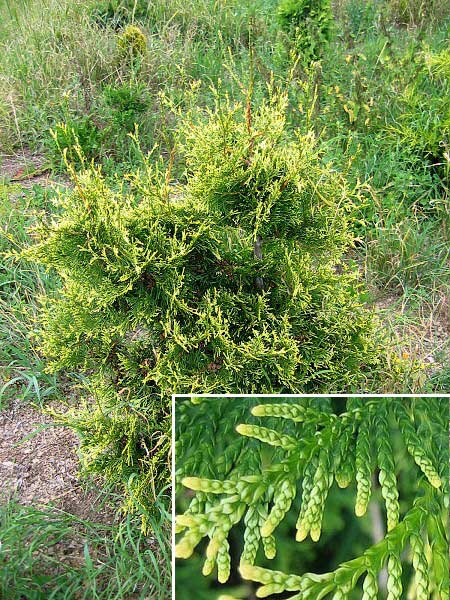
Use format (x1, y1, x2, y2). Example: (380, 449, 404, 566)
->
(0, 0, 449, 596)
(175, 396, 449, 599)
(1, 493, 171, 599)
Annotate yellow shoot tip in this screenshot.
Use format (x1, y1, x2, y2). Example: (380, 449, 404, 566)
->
(202, 559, 214, 577)
(236, 424, 251, 436)
(251, 405, 266, 416)
(310, 525, 321, 542)
(239, 563, 256, 579)
(206, 538, 220, 560)
(218, 571, 230, 584)
(176, 514, 197, 527)
(174, 542, 193, 559)
(181, 476, 202, 490)
(260, 522, 274, 537)
(337, 479, 350, 489)
(430, 476, 442, 488)
(296, 524, 309, 542)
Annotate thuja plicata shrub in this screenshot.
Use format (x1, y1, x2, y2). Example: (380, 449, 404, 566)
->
(25, 90, 380, 524)
(175, 397, 449, 599)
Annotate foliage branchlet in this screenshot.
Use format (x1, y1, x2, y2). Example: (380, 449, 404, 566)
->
(176, 397, 448, 597)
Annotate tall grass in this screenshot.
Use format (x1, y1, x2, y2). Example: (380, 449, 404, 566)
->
(364, 217, 450, 296)
(0, 182, 63, 409)
(0, 491, 171, 599)
(0, 0, 271, 162)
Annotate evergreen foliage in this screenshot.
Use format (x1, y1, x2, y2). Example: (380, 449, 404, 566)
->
(117, 24, 148, 59)
(175, 397, 449, 599)
(25, 92, 379, 523)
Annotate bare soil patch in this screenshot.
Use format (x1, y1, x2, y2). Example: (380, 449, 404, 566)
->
(1, 149, 50, 185)
(0, 149, 70, 192)
(0, 400, 114, 522)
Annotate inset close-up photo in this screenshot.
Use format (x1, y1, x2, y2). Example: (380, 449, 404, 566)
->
(174, 396, 449, 599)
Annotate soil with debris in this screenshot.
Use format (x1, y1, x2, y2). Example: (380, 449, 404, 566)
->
(0, 400, 114, 522)
(0, 401, 79, 506)
(1, 149, 52, 188)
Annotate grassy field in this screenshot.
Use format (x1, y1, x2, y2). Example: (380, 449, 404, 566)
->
(0, 0, 449, 597)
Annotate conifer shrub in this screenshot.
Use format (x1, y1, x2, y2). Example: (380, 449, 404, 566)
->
(25, 91, 380, 523)
(175, 396, 448, 599)
(48, 119, 103, 171)
(117, 24, 147, 59)
(103, 82, 150, 132)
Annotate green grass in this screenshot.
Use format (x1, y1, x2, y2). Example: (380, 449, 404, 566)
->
(0, 491, 171, 599)
(364, 216, 450, 296)
(0, 182, 64, 409)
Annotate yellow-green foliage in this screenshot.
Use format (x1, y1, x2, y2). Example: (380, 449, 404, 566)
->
(117, 24, 147, 58)
(176, 397, 448, 598)
(25, 92, 381, 525)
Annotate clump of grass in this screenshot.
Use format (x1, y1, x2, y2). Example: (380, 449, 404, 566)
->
(364, 217, 450, 298)
(0, 492, 171, 599)
(0, 182, 62, 409)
